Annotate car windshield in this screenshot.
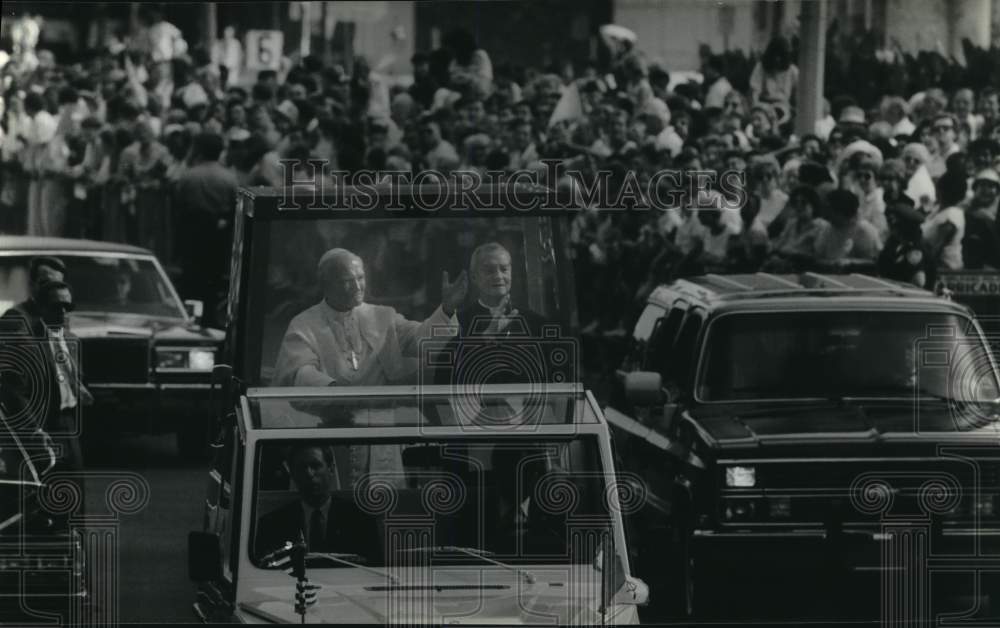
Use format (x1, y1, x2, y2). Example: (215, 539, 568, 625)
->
(248, 390, 592, 429)
(0, 254, 185, 319)
(249, 216, 570, 386)
(697, 311, 1000, 402)
(249, 435, 614, 568)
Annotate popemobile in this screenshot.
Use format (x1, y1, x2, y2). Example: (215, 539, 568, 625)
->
(187, 183, 650, 624)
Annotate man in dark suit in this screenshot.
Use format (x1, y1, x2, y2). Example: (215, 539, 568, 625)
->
(0, 273, 92, 520)
(455, 242, 547, 339)
(254, 444, 380, 562)
(487, 446, 568, 558)
(436, 242, 562, 391)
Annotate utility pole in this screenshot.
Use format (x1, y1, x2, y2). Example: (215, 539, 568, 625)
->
(204, 3, 217, 56)
(795, 0, 827, 139)
(300, 1, 311, 57)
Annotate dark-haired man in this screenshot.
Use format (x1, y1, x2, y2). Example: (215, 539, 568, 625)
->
(254, 444, 379, 559)
(0, 279, 91, 514)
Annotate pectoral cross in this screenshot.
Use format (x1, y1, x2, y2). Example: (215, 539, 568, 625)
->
(350, 350, 358, 371)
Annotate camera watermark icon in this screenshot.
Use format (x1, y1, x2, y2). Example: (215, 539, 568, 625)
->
(913, 320, 1000, 433)
(417, 322, 580, 434)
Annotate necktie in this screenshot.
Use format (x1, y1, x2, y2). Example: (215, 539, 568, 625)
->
(310, 508, 324, 551)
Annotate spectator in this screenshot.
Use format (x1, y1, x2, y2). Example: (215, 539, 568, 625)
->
(770, 185, 829, 262)
(878, 204, 933, 287)
(978, 88, 1000, 134)
(23, 91, 57, 235)
(134, 5, 188, 64)
(749, 36, 798, 105)
(459, 133, 491, 175)
(172, 132, 238, 327)
(702, 55, 733, 109)
(443, 29, 493, 101)
(418, 119, 459, 171)
(962, 169, 1000, 269)
(951, 88, 980, 141)
(901, 143, 937, 212)
(881, 96, 915, 138)
(814, 189, 881, 264)
(749, 155, 788, 230)
(846, 153, 888, 243)
(927, 113, 960, 178)
(117, 117, 170, 250)
(878, 159, 915, 209)
(921, 174, 967, 270)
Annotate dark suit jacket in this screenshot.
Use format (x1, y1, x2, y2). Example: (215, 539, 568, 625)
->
(254, 495, 381, 563)
(436, 302, 560, 386)
(455, 301, 548, 339)
(0, 301, 89, 433)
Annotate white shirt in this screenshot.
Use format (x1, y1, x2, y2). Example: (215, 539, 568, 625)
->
(702, 227, 735, 259)
(859, 187, 888, 243)
(705, 77, 733, 109)
(890, 117, 916, 137)
(922, 205, 965, 270)
(906, 165, 937, 211)
(146, 21, 188, 63)
(48, 327, 78, 410)
(274, 300, 454, 387)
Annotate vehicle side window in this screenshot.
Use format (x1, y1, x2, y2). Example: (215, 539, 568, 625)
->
(673, 309, 706, 390)
(647, 302, 688, 376)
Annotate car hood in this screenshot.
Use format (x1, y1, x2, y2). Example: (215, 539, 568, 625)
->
(68, 312, 223, 342)
(238, 567, 636, 625)
(692, 400, 1000, 448)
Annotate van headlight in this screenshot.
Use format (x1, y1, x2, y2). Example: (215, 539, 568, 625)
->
(725, 466, 756, 488)
(156, 348, 215, 371)
(189, 349, 215, 371)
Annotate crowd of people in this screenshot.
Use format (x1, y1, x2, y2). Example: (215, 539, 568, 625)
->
(3, 9, 1000, 334)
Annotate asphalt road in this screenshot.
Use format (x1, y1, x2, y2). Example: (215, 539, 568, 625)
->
(85, 433, 205, 625)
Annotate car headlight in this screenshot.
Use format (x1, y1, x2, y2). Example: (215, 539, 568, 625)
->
(189, 349, 215, 371)
(156, 348, 216, 371)
(725, 465, 756, 488)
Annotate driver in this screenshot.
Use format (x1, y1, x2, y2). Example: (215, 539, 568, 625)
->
(113, 269, 132, 306)
(255, 443, 379, 558)
(488, 446, 568, 557)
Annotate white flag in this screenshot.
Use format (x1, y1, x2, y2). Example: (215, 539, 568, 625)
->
(548, 83, 583, 129)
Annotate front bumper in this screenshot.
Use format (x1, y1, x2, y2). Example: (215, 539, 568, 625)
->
(0, 533, 85, 623)
(690, 524, 1000, 618)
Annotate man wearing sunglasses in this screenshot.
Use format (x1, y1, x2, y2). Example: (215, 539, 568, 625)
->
(928, 114, 961, 180)
(0, 277, 91, 485)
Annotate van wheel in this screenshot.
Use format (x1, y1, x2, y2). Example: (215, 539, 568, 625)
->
(177, 417, 209, 461)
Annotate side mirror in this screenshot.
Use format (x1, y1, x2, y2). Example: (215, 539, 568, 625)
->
(188, 531, 223, 582)
(624, 371, 664, 406)
(211, 363, 234, 388)
(184, 299, 205, 323)
(613, 575, 650, 606)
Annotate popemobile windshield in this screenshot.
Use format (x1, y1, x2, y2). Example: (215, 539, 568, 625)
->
(187, 183, 650, 624)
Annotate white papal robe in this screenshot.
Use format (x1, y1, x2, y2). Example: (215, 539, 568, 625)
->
(273, 300, 456, 488)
